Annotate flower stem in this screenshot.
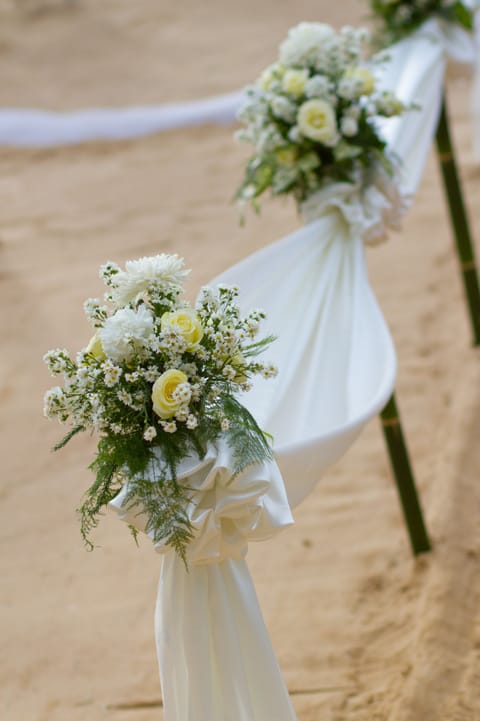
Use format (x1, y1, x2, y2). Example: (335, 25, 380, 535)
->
(380, 393, 431, 556)
(435, 92, 480, 346)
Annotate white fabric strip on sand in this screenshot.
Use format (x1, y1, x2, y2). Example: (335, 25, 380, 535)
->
(0, 90, 244, 147)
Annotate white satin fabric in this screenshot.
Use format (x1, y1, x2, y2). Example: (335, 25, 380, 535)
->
(375, 19, 475, 196)
(156, 557, 298, 721)
(0, 90, 244, 147)
(109, 439, 293, 565)
(301, 166, 407, 245)
(109, 440, 297, 721)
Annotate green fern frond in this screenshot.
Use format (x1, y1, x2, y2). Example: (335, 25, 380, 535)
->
(221, 395, 274, 476)
(54, 424, 84, 451)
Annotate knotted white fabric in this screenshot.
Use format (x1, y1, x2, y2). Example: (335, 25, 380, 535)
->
(300, 166, 407, 245)
(109, 440, 298, 721)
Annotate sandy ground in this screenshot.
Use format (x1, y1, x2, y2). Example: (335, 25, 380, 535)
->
(1, 1, 480, 720)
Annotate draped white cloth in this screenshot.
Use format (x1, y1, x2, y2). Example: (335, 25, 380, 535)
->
(0, 91, 244, 147)
(108, 19, 475, 721)
(213, 19, 475, 511)
(110, 440, 298, 721)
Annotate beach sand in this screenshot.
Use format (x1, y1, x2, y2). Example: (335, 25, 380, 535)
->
(1, 1, 480, 720)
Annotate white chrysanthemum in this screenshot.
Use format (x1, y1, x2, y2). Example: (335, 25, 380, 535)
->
(43, 386, 66, 418)
(279, 22, 337, 70)
(341, 116, 358, 137)
(100, 306, 154, 363)
(103, 362, 122, 387)
(172, 382, 192, 405)
(186, 414, 198, 430)
(260, 362, 279, 379)
(143, 426, 157, 442)
(305, 75, 331, 99)
(270, 96, 298, 123)
(111, 254, 189, 306)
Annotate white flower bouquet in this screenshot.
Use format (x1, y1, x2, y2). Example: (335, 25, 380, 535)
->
(235, 23, 408, 215)
(44, 254, 277, 561)
(370, 0, 474, 44)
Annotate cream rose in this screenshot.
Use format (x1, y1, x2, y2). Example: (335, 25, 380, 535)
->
(152, 369, 188, 419)
(258, 63, 285, 91)
(344, 67, 375, 96)
(161, 308, 204, 350)
(85, 332, 106, 361)
(297, 99, 338, 145)
(282, 69, 309, 98)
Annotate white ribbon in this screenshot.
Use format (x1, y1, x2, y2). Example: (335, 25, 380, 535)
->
(109, 440, 297, 721)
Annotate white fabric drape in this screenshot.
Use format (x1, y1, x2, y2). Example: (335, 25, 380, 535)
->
(212, 19, 474, 511)
(110, 439, 298, 721)
(0, 91, 244, 147)
(375, 19, 475, 196)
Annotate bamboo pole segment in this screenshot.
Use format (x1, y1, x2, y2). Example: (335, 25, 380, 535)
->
(435, 92, 480, 346)
(380, 393, 432, 556)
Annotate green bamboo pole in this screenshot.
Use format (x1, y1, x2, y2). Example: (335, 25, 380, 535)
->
(380, 393, 431, 556)
(435, 92, 480, 346)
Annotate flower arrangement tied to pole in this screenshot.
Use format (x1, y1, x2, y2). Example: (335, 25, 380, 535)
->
(43, 254, 279, 562)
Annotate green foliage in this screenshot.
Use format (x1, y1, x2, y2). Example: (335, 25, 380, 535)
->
(220, 395, 274, 476)
(123, 475, 194, 567)
(54, 424, 84, 451)
(370, 0, 474, 46)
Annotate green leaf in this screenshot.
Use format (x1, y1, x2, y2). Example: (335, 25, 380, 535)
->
(452, 2, 474, 30)
(53, 424, 84, 451)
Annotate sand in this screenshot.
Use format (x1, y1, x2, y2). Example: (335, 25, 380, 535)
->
(1, 1, 480, 720)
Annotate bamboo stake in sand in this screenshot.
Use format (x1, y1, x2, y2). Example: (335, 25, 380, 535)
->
(380, 394, 431, 555)
(435, 92, 480, 346)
